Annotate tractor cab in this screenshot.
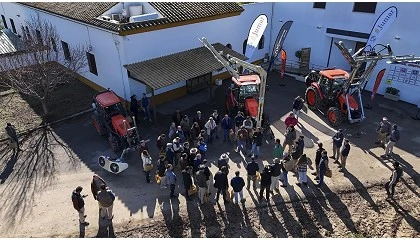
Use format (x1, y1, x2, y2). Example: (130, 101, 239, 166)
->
(318, 69, 349, 100)
(226, 74, 260, 117)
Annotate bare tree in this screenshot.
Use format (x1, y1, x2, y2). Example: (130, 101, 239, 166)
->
(0, 14, 87, 116)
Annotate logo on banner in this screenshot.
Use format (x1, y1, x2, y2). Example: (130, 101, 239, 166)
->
(267, 20, 293, 72)
(244, 14, 268, 60)
(365, 6, 397, 52)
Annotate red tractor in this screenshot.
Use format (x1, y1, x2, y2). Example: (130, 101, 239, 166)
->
(305, 69, 362, 127)
(92, 90, 141, 152)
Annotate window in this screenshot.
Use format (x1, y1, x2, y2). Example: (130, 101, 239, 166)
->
(1, 15, 7, 29)
(9, 18, 16, 34)
(87, 52, 98, 75)
(243, 39, 247, 54)
(35, 30, 43, 45)
(258, 35, 265, 49)
(51, 38, 57, 52)
(353, 2, 377, 13)
(313, 2, 326, 9)
(226, 43, 232, 49)
(61, 41, 71, 60)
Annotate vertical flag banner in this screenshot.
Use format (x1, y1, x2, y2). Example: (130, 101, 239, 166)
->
(365, 6, 397, 53)
(371, 68, 386, 101)
(244, 14, 268, 60)
(267, 20, 293, 72)
(280, 49, 287, 79)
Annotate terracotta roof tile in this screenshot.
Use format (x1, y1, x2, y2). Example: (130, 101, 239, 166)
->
(124, 43, 248, 90)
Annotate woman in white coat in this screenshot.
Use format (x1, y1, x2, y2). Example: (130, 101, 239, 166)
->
(141, 150, 153, 183)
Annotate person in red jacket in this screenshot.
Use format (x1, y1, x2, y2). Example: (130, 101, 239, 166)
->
(285, 113, 298, 128)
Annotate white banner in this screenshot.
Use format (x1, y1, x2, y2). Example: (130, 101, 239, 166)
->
(365, 6, 397, 52)
(244, 14, 268, 60)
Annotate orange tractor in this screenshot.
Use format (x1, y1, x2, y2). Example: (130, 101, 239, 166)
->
(92, 90, 141, 152)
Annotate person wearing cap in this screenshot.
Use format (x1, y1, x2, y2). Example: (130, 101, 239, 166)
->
(130, 95, 140, 121)
(211, 110, 221, 140)
(90, 174, 107, 200)
(250, 127, 263, 158)
(96, 184, 115, 220)
(205, 116, 217, 144)
(193, 110, 205, 130)
(259, 165, 272, 201)
(292, 96, 304, 120)
(71, 186, 89, 226)
(230, 171, 246, 204)
(270, 158, 282, 192)
(246, 157, 260, 189)
(331, 129, 344, 161)
(339, 139, 351, 171)
(385, 161, 403, 198)
(172, 109, 183, 127)
(382, 124, 400, 158)
(234, 111, 245, 140)
(236, 125, 249, 155)
(375, 117, 391, 145)
(141, 93, 151, 121)
(195, 165, 208, 204)
(283, 126, 297, 155)
(285, 112, 298, 128)
(218, 153, 230, 173)
(180, 115, 191, 141)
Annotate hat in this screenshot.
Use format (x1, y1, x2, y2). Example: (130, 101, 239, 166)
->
(338, 129, 343, 132)
(203, 159, 208, 164)
(344, 138, 349, 142)
(190, 148, 198, 154)
(383, 117, 388, 121)
(392, 124, 398, 129)
(274, 158, 280, 163)
(166, 143, 173, 147)
(209, 117, 213, 120)
(220, 153, 228, 160)
(197, 111, 201, 114)
(392, 161, 399, 166)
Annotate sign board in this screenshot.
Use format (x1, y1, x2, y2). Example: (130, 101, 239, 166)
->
(386, 64, 420, 86)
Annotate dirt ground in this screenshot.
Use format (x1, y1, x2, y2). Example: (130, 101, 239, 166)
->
(82, 179, 419, 238)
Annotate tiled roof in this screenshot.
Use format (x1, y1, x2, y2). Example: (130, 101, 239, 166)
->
(19, 2, 244, 33)
(124, 43, 248, 90)
(0, 29, 26, 55)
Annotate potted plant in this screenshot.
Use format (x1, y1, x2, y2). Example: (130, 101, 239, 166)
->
(384, 87, 400, 101)
(295, 50, 302, 60)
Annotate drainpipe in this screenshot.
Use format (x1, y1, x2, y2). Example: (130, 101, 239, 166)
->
(268, 2, 275, 60)
(113, 34, 129, 101)
(326, 37, 334, 67)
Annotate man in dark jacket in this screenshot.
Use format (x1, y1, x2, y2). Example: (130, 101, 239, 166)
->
(157, 155, 167, 188)
(141, 93, 151, 121)
(246, 157, 260, 189)
(234, 111, 245, 140)
(270, 158, 282, 192)
(313, 143, 325, 180)
(6, 123, 21, 152)
(331, 129, 344, 161)
(339, 139, 351, 171)
(317, 150, 329, 187)
(382, 124, 400, 158)
(172, 109, 183, 127)
(250, 127, 263, 158)
(259, 166, 272, 201)
(292, 96, 304, 120)
(218, 153, 229, 173)
(130, 95, 140, 120)
(182, 166, 193, 201)
(213, 166, 229, 204)
(385, 161, 403, 198)
(297, 136, 305, 157)
(221, 114, 233, 142)
(199, 159, 212, 193)
(230, 171, 245, 204)
(196, 166, 208, 204)
(96, 184, 115, 220)
(71, 186, 88, 226)
(91, 174, 106, 200)
(193, 111, 205, 130)
(156, 134, 166, 155)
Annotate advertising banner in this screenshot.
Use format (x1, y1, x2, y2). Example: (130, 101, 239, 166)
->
(365, 6, 397, 53)
(244, 14, 268, 60)
(267, 20, 293, 72)
(371, 68, 386, 101)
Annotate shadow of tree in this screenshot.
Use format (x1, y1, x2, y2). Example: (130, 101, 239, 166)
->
(0, 127, 79, 231)
(342, 170, 380, 212)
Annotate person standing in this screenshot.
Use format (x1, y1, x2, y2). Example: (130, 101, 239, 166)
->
(190, 122, 200, 146)
(199, 159, 212, 194)
(246, 157, 259, 190)
(313, 143, 325, 180)
(221, 114, 233, 142)
(296, 154, 308, 186)
(193, 111, 205, 130)
(180, 115, 191, 141)
(174, 126, 186, 143)
(211, 110, 221, 140)
(385, 161, 403, 198)
(273, 138, 283, 159)
(285, 113, 298, 128)
(234, 111, 245, 140)
(375, 117, 391, 146)
(196, 166, 208, 204)
(90, 174, 106, 200)
(259, 166, 272, 202)
(165, 143, 174, 165)
(198, 137, 208, 159)
(182, 166, 193, 201)
(71, 186, 89, 226)
(331, 129, 344, 162)
(230, 171, 246, 204)
(156, 134, 166, 156)
(382, 124, 400, 158)
(283, 126, 296, 155)
(236, 126, 248, 155)
(292, 96, 304, 120)
(130, 95, 140, 121)
(270, 158, 282, 192)
(218, 153, 230, 174)
(165, 164, 177, 198)
(213, 166, 229, 204)
(96, 184, 115, 220)
(281, 153, 291, 187)
(157, 155, 167, 188)
(139, 140, 149, 153)
(5, 123, 21, 151)
(339, 139, 351, 171)
(168, 122, 177, 140)
(297, 136, 305, 157)
(250, 127, 263, 158)
(141, 93, 151, 121)
(172, 137, 182, 167)
(141, 150, 153, 183)
(317, 150, 329, 187)
(205, 117, 217, 144)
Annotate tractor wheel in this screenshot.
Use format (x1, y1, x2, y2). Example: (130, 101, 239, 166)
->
(108, 135, 121, 152)
(305, 86, 320, 110)
(327, 107, 344, 127)
(92, 114, 108, 136)
(305, 71, 320, 87)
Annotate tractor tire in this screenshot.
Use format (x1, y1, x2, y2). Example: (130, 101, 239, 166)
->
(109, 135, 121, 152)
(305, 71, 320, 87)
(92, 114, 108, 136)
(327, 107, 344, 127)
(305, 86, 320, 110)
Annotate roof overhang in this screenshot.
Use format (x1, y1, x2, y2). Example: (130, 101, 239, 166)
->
(124, 43, 248, 90)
